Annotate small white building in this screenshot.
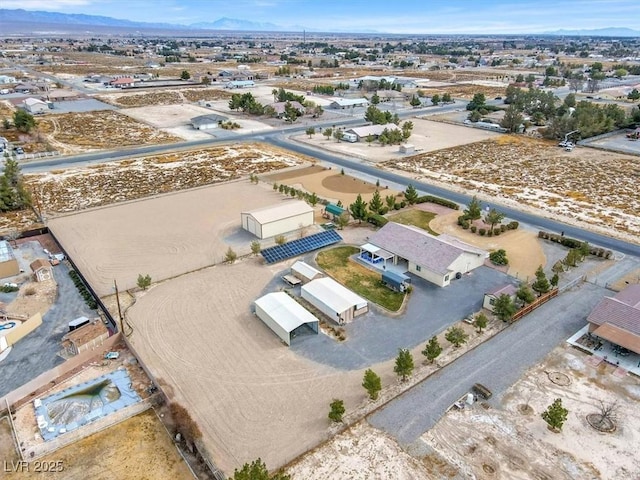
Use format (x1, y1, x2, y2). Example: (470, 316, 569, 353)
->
(329, 98, 369, 109)
(254, 292, 319, 345)
(301, 277, 368, 325)
(345, 123, 400, 141)
(291, 261, 322, 284)
(483, 284, 518, 311)
(23, 98, 49, 114)
(30, 258, 52, 282)
(241, 200, 314, 240)
(191, 114, 228, 130)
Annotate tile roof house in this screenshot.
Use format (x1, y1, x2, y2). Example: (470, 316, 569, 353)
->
(367, 222, 488, 287)
(587, 284, 640, 354)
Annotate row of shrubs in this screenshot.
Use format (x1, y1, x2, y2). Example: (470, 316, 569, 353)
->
(538, 231, 613, 259)
(368, 214, 389, 227)
(0, 284, 19, 293)
(457, 217, 520, 236)
(69, 270, 98, 310)
(415, 195, 460, 210)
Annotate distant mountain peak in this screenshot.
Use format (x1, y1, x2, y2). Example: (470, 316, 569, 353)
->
(543, 27, 640, 37)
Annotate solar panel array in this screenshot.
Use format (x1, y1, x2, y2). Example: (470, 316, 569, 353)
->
(261, 230, 342, 264)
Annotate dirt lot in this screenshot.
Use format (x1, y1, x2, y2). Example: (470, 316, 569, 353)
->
(267, 165, 403, 207)
(384, 135, 640, 243)
(127, 259, 364, 474)
(36, 110, 181, 154)
(3, 410, 192, 480)
(288, 344, 640, 480)
(46, 180, 304, 296)
(293, 118, 501, 163)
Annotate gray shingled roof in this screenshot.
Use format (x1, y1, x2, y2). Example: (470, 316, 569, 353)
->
(587, 284, 640, 336)
(368, 222, 484, 275)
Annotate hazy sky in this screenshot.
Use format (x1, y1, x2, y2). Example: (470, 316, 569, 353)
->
(3, 0, 640, 33)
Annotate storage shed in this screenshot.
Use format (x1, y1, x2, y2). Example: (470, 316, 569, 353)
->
(324, 204, 345, 219)
(241, 200, 314, 239)
(301, 277, 368, 325)
(254, 292, 319, 346)
(30, 258, 52, 282)
(291, 261, 322, 284)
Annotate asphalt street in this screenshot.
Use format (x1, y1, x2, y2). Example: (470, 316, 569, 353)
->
(368, 281, 610, 445)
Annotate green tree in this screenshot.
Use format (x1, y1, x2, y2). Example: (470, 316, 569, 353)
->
(349, 194, 368, 223)
(500, 105, 524, 133)
(516, 283, 535, 307)
(136, 273, 152, 290)
(13, 110, 36, 133)
(466, 93, 486, 111)
(307, 192, 319, 207)
(550, 273, 559, 288)
(494, 293, 517, 322)
(328, 399, 345, 422)
(484, 208, 505, 232)
(371, 93, 380, 105)
(394, 348, 414, 381)
(464, 195, 482, 221)
(445, 326, 468, 348)
(336, 212, 350, 229)
(231, 458, 290, 480)
(628, 89, 640, 101)
(404, 184, 419, 205)
(532, 265, 550, 296)
(578, 241, 591, 259)
(180, 70, 191, 80)
(409, 95, 421, 108)
(422, 336, 442, 363)
(431, 93, 441, 105)
(385, 195, 396, 210)
(201, 76, 211, 85)
(541, 398, 569, 432)
(323, 127, 333, 140)
(564, 93, 576, 108)
(305, 126, 316, 138)
(362, 369, 382, 400)
(474, 313, 488, 333)
(365, 134, 375, 146)
(224, 247, 238, 263)
(369, 190, 384, 214)
(442, 92, 452, 103)
(0, 157, 31, 212)
(401, 121, 414, 140)
(333, 128, 344, 142)
(250, 241, 261, 255)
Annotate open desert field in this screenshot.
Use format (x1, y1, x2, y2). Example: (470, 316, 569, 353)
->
(287, 344, 640, 480)
(294, 118, 501, 163)
(47, 180, 303, 296)
(36, 110, 181, 154)
(127, 260, 364, 474)
(3, 410, 193, 480)
(384, 135, 640, 244)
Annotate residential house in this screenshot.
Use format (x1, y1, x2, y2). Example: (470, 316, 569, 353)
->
(191, 114, 228, 130)
(22, 98, 50, 114)
(329, 98, 369, 109)
(366, 222, 488, 287)
(483, 284, 518, 312)
(224, 80, 255, 89)
(586, 284, 640, 355)
(110, 77, 136, 88)
(271, 101, 305, 118)
(344, 123, 400, 141)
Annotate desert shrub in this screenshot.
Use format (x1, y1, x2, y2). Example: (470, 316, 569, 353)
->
(0, 285, 18, 293)
(500, 224, 507, 232)
(479, 228, 486, 236)
(508, 221, 519, 230)
(457, 215, 466, 226)
(487, 229, 493, 237)
(394, 203, 401, 210)
(368, 213, 389, 227)
(400, 200, 407, 208)
(379, 206, 389, 215)
(470, 225, 477, 233)
(461, 220, 470, 229)
(489, 249, 508, 265)
(493, 228, 501, 236)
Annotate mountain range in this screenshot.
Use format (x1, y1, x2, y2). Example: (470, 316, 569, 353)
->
(1, 8, 640, 36)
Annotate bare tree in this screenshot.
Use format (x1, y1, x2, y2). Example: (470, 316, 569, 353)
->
(595, 400, 618, 427)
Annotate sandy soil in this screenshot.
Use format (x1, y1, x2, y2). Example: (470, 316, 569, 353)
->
(267, 166, 401, 206)
(119, 103, 221, 129)
(127, 259, 364, 474)
(386, 135, 640, 243)
(4, 410, 193, 480)
(5, 279, 57, 319)
(47, 181, 305, 297)
(422, 344, 640, 480)
(293, 118, 501, 163)
(429, 209, 546, 280)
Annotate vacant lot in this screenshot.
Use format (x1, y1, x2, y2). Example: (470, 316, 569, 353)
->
(36, 111, 181, 153)
(294, 118, 501, 163)
(385, 135, 640, 243)
(3, 410, 193, 480)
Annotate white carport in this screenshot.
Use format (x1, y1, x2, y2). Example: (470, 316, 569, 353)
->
(359, 243, 394, 267)
(301, 277, 368, 325)
(254, 292, 319, 346)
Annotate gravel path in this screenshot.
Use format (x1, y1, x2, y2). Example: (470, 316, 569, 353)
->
(367, 281, 610, 445)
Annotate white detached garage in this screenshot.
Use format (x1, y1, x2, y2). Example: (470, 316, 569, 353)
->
(301, 277, 368, 325)
(254, 292, 319, 346)
(241, 200, 314, 239)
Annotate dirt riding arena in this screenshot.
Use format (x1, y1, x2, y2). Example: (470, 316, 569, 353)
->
(128, 260, 364, 474)
(47, 181, 308, 297)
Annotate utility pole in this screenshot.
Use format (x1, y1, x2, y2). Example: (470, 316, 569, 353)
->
(113, 279, 124, 333)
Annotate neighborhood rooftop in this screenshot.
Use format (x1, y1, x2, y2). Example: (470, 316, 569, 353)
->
(369, 222, 485, 275)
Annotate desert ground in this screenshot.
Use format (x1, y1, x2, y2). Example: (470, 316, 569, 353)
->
(294, 117, 502, 163)
(47, 181, 303, 296)
(384, 134, 640, 244)
(287, 344, 640, 480)
(2, 410, 193, 480)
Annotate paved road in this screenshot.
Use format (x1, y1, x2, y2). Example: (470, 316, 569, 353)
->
(368, 281, 610, 445)
(267, 137, 640, 258)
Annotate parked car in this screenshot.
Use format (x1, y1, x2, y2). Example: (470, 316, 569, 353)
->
(14, 147, 24, 154)
(472, 383, 493, 400)
(104, 352, 120, 360)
